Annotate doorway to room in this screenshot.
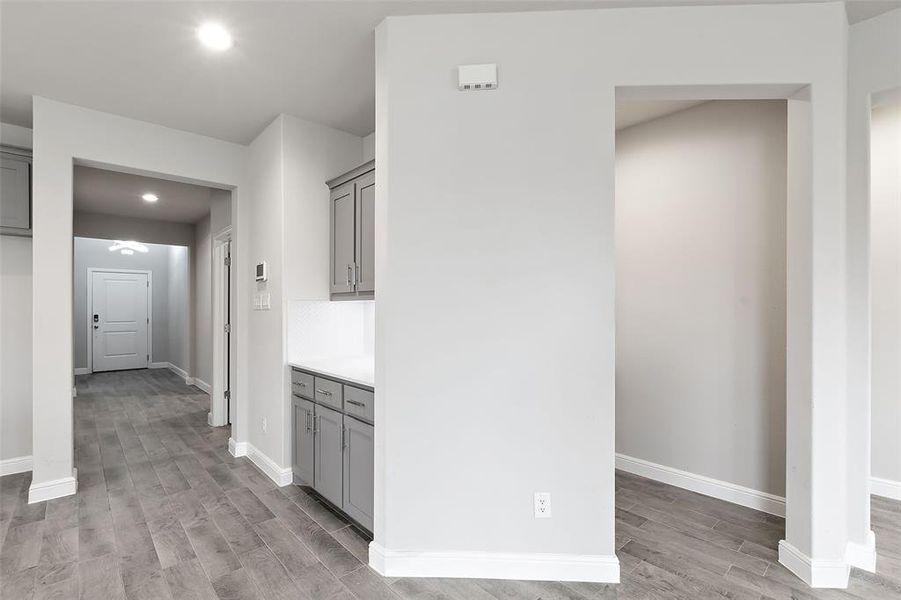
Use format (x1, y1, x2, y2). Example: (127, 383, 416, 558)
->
(88, 268, 151, 372)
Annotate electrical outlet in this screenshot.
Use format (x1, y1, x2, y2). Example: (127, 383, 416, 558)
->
(534, 492, 552, 518)
(261, 417, 268, 433)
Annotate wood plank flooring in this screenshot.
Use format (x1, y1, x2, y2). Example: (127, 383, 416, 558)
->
(1, 368, 899, 599)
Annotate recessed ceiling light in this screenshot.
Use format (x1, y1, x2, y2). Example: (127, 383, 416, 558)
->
(142, 193, 158, 202)
(197, 23, 233, 51)
(121, 249, 134, 256)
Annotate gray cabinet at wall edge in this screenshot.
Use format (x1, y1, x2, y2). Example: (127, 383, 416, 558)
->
(292, 396, 315, 484)
(313, 403, 344, 508)
(342, 415, 374, 531)
(330, 181, 356, 295)
(354, 171, 375, 293)
(0, 149, 32, 235)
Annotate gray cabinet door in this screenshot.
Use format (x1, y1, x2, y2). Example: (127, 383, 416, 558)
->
(354, 172, 375, 294)
(330, 181, 356, 294)
(292, 397, 315, 485)
(314, 404, 344, 507)
(342, 416, 374, 531)
(0, 155, 30, 231)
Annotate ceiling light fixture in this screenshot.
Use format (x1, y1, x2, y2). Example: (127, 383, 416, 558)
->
(142, 193, 158, 202)
(109, 240, 149, 254)
(197, 23, 233, 51)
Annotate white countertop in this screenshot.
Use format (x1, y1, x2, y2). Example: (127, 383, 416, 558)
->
(288, 356, 374, 388)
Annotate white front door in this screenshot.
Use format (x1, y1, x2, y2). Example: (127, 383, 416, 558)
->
(91, 271, 149, 372)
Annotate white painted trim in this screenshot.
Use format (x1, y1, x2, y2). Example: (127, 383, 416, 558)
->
(211, 236, 231, 427)
(369, 543, 620, 583)
(185, 377, 195, 386)
(192, 378, 211, 394)
(845, 530, 877, 572)
(778, 540, 849, 589)
(615, 453, 785, 517)
(871, 476, 901, 500)
(229, 438, 248, 457)
(28, 469, 78, 504)
(73, 367, 89, 376)
(149, 361, 169, 369)
(87, 268, 152, 373)
(246, 443, 293, 487)
(167, 363, 189, 380)
(0, 455, 33, 475)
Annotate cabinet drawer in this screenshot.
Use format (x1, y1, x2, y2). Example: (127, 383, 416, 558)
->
(314, 377, 343, 410)
(343, 386, 374, 423)
(291, 370, 314, 399)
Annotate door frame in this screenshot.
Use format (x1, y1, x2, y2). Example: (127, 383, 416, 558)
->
(86, 268, 152, 374)
(210, 227, 232, 426)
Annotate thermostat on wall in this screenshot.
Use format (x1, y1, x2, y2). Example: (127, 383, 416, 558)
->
(255, 261, 268, 282)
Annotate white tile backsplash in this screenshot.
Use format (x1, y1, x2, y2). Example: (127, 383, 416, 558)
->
(287, 300, 375, 361)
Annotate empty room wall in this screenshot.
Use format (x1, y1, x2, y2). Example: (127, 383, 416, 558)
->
(167, 245, 190, 374)
(870, 100, 901, 492)
(0, 123, 32, 469)
(615, 100, 787, 499)
(73, 237, 173, 370)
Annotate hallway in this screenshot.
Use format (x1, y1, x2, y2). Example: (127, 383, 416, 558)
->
(0, 369, 899, 599)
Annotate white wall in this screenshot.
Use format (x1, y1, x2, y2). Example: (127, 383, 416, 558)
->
(363, 132, 375, 162)
(167, 245, 190, 373)
(1, 235, 33, 466)
(246, 114, 361, 473)
(870, 101, 901, 488)
(72, 237, 175, 369)
(74, 211, 195, 247)
(0, 123, 32, 468)
(845, 8, 901, 550)
(374, 3, 849, 584)
(30, 98, 247, 501)
(615, 100, 787, 497)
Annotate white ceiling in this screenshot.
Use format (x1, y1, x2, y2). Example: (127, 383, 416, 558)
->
(74, 166, 214, 224)
(2, 1, 897, 144)
(615, 100, 710, 130)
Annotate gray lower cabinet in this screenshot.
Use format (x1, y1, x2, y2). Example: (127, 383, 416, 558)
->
(291, 367, 375, 532)
(313, 403, 345, 508)
(0, 149, 32, 235)
(292, 397, 315, 484)
(342, 416, 374, 531)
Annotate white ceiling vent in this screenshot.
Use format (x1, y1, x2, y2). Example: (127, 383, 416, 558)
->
(458, 64, 497, 91)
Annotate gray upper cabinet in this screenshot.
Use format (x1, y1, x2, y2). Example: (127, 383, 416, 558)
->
(292, 396, 315, 484)
(314, 403, 344, 508)
(327, 161, 375, 299)
(342, 416, 374, 531)
(0, 149, 32, 235)
(330, 181, 356, 294)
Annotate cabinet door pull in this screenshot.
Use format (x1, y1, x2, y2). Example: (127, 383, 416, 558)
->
(347, 264, 353, 287)
(346, 399, 365, 408)
(342, 425, 347, 450)
(316, 389, 333, 396)
(305, 410, 311, 432)
(355, 263, 361, 284)
(313, 415, 319, 435)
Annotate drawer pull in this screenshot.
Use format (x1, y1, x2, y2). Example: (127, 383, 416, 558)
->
(346, 399, 365, 408)
(296, 382, 306, 388)
(316, 389, 333, 396)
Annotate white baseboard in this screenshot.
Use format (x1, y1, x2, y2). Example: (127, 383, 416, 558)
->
(369, 543, 620, 583)
(0, 455, 33, 476)
(615, 453, 785, 517)
(246, 443, 293, 487)
(73, 367, 88, 376)
(845, 530, 877, 572)
(778, 540, 849, 588)
(149, 362, 169, 369)
(871, 476, 901, 501)
(28, 469, 78, 504)
(168, 363, 189, 380)
(229, 438, 248, 457)
(192, 378, 211, 394)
